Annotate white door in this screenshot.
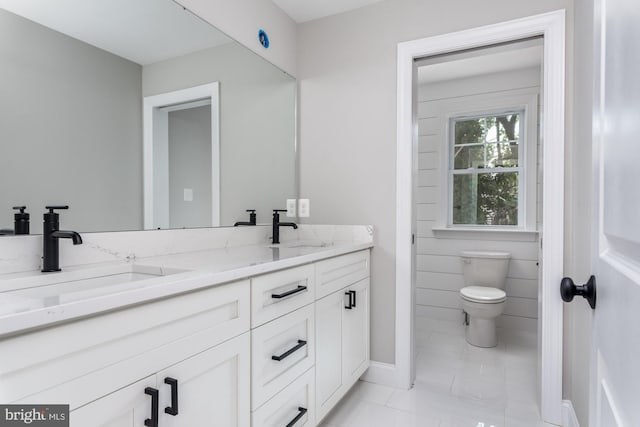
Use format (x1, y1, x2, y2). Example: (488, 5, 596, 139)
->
(342, 278, 370, 385)
(315, 290, 345, 422)
(70, 376, 157, 427)
(591, 0, 640, 424)
(158, 333, 250, 427)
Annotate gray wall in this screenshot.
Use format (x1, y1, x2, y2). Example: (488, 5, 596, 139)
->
(168, 105, 212, 228)
(0, 9, 143, 234)
(143, 42, 296, 226)
(415, 67, 541, 333)
(296, 0, 574, 366)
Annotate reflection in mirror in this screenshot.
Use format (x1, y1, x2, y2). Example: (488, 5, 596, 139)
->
(0, 0, 296, 234)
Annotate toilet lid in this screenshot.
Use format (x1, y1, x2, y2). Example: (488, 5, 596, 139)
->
(460, 286, 506, 303)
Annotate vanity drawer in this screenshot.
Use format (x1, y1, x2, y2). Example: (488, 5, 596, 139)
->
(251, 303, 315, 409)
(315, 250, 370, 299)
(251, 264, 315, 327)
(252, 367, 315, 427)
(0, 279, 250, 408)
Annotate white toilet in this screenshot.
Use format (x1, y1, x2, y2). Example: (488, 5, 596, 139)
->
(460, 251, 511, 348)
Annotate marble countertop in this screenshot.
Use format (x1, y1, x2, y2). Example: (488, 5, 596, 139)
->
(0, 239, 372, 337)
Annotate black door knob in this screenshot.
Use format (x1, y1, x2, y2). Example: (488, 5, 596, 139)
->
(560, 275, 596, 309)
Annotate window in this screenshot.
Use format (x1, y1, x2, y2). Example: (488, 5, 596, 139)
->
(449, 111, 524, 227)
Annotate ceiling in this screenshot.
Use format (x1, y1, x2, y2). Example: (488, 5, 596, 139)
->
(417, 44, 543, 85)
(0, 0, 230, 65)
(271, 0, 385, 23)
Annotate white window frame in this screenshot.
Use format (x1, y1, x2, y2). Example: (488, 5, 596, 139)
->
(448, 108, 526, 228)
(437, 90, 539, 232)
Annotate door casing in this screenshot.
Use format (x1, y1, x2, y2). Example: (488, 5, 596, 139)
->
(393, 10, 566, 425)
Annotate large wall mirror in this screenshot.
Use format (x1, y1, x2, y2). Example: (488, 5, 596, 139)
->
(0, 0, 296, 235)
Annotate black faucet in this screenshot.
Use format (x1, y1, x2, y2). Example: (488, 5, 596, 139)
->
(42, 206, 83, 272)
(272, 209, 297, 244)
(234, 209, 257, 226)
(13, 206, 30, 235)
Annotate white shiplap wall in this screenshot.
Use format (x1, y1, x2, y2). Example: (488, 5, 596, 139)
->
(416, 67, 542, 332)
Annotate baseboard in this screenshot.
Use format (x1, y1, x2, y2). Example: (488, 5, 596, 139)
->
(360, 361, 397, 388)
(562, 400, 580, 427)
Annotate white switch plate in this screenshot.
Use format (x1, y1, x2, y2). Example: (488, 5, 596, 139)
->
(286, 199, 297, 217)
(298, 199, 310, 218)
(183, 188, 193, 202)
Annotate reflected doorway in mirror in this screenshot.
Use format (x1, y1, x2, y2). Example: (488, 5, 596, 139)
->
(143, 82, 221, 230)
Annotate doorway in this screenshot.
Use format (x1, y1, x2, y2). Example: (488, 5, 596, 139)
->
(395, 11, 565, 425)
(143, 82, 220, 229)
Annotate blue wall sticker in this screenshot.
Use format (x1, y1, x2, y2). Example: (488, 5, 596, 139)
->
(258, 29, 270, 49)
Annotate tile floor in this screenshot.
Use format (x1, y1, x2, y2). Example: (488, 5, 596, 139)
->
(318, 318, 555, 427)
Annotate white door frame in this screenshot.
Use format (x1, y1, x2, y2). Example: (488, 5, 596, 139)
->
(395, 11, 565, 425)
(143, 82, 221, 229)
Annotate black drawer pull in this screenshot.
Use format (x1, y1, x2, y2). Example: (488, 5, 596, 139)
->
(350, 290, 357, 308)
(164, 377, 179, 416)
(272, 285, 307, 299)
(144, 387, 159, 427)
(285, 407, 308, 427)
(272, 340, 307, 361)
(345, 291, 353, 309)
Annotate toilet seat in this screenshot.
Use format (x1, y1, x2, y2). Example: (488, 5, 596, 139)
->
(460, 286, 506, 303)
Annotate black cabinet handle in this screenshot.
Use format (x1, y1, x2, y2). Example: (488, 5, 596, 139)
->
(350, 290, 357, 308)
(272, 285, 307, 299)
(164, 377, 179, 416)
(272, 340, 307, 361)
(285, 407, 308, 427)
(345, 291, 353, 309)
(144, 387, 159, 427)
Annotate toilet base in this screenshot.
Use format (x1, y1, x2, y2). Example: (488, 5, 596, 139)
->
(465, 316, 498, 348)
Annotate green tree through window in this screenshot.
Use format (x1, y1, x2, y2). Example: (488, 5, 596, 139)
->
(451, 112, 522, 226)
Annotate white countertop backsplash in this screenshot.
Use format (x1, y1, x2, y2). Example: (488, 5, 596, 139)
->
(0, 224, 373, 336)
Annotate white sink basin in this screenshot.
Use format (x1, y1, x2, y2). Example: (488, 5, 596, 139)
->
(268, 241, 333, 249)
(0, 264, 188, 315)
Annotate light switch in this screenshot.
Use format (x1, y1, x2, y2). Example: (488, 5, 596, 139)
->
(298, 199, 310, 218)
(184, 188, 193, 202)
(286, 199, 297, 217)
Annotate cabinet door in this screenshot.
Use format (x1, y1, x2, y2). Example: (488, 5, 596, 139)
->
(342, 278, 370, 387)
(70, 376, 157, 427)
(315, 289, 346, 422)
(158, 333, 250, 427)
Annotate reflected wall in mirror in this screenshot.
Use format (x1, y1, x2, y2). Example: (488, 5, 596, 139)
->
(0, 0, 296, 235)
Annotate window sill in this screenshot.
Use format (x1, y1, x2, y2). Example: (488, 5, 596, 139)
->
(431, 227, 539, 242)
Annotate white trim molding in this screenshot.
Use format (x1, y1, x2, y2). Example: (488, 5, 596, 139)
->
(562, 400, 581, 427)
(360, 362, 397, 388)
(395, 10, 565, 425)
(143, 82, 221, 229)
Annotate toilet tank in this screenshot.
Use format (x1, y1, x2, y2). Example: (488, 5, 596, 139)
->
(460, 251, 511, 289)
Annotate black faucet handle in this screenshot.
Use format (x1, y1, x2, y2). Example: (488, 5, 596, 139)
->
(45, 205, 69, 213)
(246, 209, 256, 213)
(12, 206, 27, 213)
(273, 209, 287, 213)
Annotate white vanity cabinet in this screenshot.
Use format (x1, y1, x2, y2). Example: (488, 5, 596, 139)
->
(0, 247, 371, 427)
(250, 249, 370, 427)
(1, 279, 252, 427)
(314, 250, 371, 423)
(154, 334, 250, 427)
(315, 278, 370, 423)
(70, 333, 250, 427)
(69, 376, 157, 427)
